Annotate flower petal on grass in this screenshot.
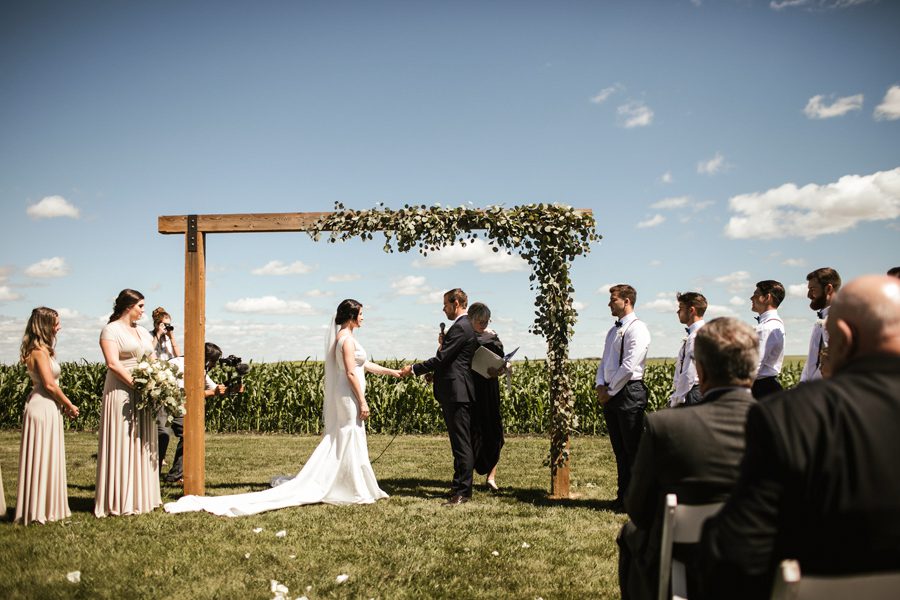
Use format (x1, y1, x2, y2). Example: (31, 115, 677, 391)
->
(253, 527, 264, 533)
(335, 574, 349, 584)
(288, 554, 296, 559)
(66, 571, 81, 583)
(521, 542, 531, 548)
(244, 553, 251, 559)
(275, 529, 287, 538)
(491, 550, 500, 556)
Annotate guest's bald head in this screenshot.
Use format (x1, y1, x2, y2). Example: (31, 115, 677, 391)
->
(826, 275, 900, 373)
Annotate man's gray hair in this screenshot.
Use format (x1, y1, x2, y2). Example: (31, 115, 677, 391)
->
(694, 317, 759, 387)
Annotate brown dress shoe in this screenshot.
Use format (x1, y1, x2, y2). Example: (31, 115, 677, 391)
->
(442, 494, 470, 507)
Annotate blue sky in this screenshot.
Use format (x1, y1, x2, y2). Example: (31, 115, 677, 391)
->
(1, 0, 898, 364)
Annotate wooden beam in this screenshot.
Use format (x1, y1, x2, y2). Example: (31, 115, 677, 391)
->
(182, 222, 207, 496)
(158, 209, 594, 235)
(159, 213, 334, 234)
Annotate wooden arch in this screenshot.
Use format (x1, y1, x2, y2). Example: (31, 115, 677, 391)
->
(159, 210, 591, 497)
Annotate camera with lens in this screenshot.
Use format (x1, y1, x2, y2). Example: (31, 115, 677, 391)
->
(164, 323, 175, 332)
(218, 354, 250, 394)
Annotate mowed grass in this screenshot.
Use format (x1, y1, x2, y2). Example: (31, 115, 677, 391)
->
(0, 431, 626, 599)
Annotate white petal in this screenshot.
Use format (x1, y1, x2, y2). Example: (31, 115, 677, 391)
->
(335, 574, 349, 584)
(244, 553, 251, 559)
(253, 527, 263, 533)
(491, 550, 500, 556)
(288, 554, 296, 559)
(66, 571, 81, 583)
(521, 542, 531, 548)
(275, 529, 287, 538)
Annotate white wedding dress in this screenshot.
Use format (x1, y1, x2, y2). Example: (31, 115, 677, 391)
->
(164, 326, 388, 517)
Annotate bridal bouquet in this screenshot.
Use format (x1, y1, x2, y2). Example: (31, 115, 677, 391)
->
(131, 354, 185, 423)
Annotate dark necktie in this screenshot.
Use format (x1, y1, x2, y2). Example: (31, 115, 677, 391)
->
(817, 309, 825, 319)
(614, 320, 623, 328)
(755, 315, 762, 323)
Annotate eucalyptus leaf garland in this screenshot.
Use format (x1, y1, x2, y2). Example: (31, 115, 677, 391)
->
(310, 202, 600, 469)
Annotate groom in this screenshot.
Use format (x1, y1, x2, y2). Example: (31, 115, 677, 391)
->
(401, 288, 478, 506)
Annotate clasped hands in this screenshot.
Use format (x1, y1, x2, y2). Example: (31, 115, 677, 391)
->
(595, 384, 611, 406)
(398, 365, 414, 378)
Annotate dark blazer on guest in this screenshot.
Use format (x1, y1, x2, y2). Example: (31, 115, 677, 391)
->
(699, 354, 900, 600)
(619, 387, 756, 600)
(412, 315, 478, 404)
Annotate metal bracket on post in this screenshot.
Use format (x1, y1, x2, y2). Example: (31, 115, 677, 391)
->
(187, 215, 199, 253)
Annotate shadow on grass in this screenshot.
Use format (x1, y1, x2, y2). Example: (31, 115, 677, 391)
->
(378, 477, 453, 498)
(502, 486, 621, 511)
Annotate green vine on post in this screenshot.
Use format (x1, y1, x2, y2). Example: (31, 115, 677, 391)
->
(310, 202, 600, 496)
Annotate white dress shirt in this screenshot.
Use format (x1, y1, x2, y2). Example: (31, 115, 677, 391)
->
(595, 312, 651, 396)
(669, 319, 704, 407)
(800, 306, 829, 383)
(755, 309, 785, 379)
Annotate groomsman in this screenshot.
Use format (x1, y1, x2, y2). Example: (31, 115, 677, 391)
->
(669, 292, 707, 408)
(749, 280, 785, 399)
(596, 284, 651, 512)
(800, 267, 841, 383)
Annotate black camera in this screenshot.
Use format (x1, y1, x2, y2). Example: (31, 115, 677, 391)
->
(164, 324, 175, 332)
(218, 354, 250, 393)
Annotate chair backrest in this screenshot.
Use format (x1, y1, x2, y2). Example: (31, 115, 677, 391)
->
(658, 493, 725, 600)
(770, 559, 900, 600)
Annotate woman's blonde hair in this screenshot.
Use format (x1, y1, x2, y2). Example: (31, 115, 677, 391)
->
(20, 306, 59, 362)
(152, 307, 171, 331)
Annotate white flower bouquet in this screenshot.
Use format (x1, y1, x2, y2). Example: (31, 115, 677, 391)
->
(131, 353, 185, 422)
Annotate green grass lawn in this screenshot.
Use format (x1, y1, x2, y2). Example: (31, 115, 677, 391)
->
(1, 431, 626, 599)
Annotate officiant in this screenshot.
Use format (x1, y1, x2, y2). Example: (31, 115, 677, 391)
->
(468, 302, 507, 492)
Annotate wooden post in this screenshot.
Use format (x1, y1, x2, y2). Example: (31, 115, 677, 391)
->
(550, 441, 570, 499)
(183, 216, 206, 495)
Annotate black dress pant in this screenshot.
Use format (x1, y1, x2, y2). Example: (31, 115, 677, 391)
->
(752, 376, 782, 400)
(603, 381, 648, 502)
(165, 415, 185, 481)
(441, 401, 474, 497)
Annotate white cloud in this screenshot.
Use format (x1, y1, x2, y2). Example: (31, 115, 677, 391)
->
(661, 171, 673, 184)
(596, 283, 614, 295)
(651, 196, 690, 210)
(617, 101, 654, 128)
(24, 257, 69, 278)
(697, 152, 726, 175)
(26, 195, 80, 219)
(590, 83, 623, 104)
(636, 214, 665, 229)
(691, 0, 702, 6)
(715, 270, 751, 293)
(304, 289, 333, 298)
(724, 167, 900, 240)
(788, 283, 809, 298)
(327, 274, 361, 283)
(804, 93, 863, 119)
(642, 293, 677, 313)
(391, 275, 431, 296)
(782, 258, 807, 267)
(412, 239, 527, 273)
(649, 260, 662, 267)
(705, 304, 738, 318)
(729, 295, 745, 307)
(0, 266, 11, 283)
(572, 301, 587, 311)
(874, 85, 900, 121)
(224, 296, 317, 315)
(0, 286, 23, 301)
(56, 308, 82, 319)
(251, 260, 313, 276)
(771, 0, 877, 10)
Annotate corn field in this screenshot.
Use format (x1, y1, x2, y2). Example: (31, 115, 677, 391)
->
(0, 359, 804, 434)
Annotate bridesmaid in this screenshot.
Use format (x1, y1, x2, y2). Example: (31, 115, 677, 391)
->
(95, 289, 161, 517)
(15, 307, 79, 525)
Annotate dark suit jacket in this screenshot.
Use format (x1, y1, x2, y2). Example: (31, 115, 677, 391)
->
(699, 354, 900, 599)
(412, 315, 477, 404)
(620, 388, 756, 600)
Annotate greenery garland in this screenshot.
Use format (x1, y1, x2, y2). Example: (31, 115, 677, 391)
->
(310, 202, 599, 475)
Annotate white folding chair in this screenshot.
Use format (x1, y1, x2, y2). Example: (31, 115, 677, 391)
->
(658, 493, 724, 600)
(770, 559, 900, 600)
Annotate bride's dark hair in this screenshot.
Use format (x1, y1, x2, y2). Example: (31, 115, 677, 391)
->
(335, 299, 362, 325)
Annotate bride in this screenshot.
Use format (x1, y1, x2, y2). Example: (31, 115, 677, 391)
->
(164, 299, 397, 516)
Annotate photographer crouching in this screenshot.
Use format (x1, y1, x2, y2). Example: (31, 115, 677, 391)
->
(161, 343, 245, 483)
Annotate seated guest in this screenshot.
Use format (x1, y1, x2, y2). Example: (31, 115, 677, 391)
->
(618, 317, 758, 600)
(699, 275, 900, 599)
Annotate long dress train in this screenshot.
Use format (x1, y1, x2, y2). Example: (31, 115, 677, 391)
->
(164, 331, 387, 517)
